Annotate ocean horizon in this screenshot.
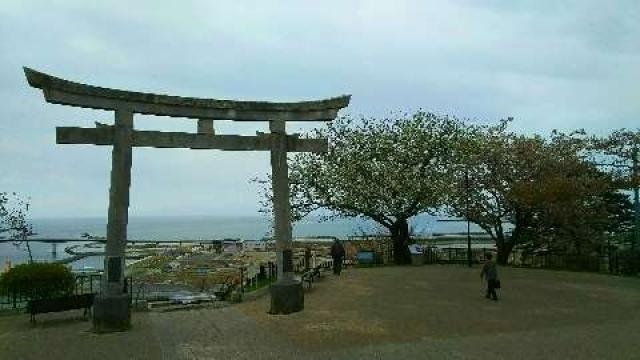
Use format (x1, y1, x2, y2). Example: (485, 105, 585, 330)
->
(1, 214, 483, 268)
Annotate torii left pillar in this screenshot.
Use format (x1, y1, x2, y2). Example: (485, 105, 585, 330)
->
(93, 110, 133, 332)
(269, 120, 304, 314)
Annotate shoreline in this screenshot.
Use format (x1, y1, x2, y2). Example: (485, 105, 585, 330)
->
(2, 233, 498, 271)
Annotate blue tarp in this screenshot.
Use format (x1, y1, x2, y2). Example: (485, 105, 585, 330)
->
(356, 251, 375, 264)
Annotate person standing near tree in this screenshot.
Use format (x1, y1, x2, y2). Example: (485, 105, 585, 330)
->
(330, 239, 345, 275)
(481, 253, 499, 301)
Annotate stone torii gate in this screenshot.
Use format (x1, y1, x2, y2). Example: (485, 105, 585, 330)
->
(24, 67, 350, 332)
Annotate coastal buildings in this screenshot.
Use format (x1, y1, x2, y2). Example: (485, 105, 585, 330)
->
(243, 240, 269, 251)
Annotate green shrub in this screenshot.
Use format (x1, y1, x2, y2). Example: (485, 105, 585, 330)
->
(0, 262, 74, 299)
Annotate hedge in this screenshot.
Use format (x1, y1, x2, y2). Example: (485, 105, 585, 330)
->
(0, 262, 74, 299)
(617, 248, 640, 276)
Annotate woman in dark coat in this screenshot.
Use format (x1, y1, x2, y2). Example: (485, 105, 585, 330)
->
(480, 253, 499, 301)
(330, 239, 346, 275)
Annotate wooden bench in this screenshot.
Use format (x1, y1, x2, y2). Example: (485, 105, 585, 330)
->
(27, 293, 96, 323)
(301, 266, 323, 290)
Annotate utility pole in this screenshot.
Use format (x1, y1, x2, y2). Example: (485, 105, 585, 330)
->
(466, 169, 472, 268)
(633, 147, 639, 249)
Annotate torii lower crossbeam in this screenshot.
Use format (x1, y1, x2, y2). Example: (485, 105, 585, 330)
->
(56, 127, 328, 152)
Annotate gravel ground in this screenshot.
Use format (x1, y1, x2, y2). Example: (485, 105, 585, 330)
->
(1, 265, 639, 359)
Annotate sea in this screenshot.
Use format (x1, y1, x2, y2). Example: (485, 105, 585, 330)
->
(0, 215, 481, 270)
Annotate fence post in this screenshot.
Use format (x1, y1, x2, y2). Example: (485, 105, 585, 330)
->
(240, 267, 244, 293)
(130, 277, 134, 306)
(611, 251, 616, 274)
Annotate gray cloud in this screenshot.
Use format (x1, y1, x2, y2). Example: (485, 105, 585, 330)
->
(1, 0, 638, 217)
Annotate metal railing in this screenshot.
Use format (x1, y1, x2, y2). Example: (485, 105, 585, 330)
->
(422, 247, 494, 265)
(0, 273, 102, 311)
(239, 261, 278, 293)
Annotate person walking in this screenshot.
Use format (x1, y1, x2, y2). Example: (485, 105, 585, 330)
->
(480, 253, 499, 301)
(330, 239, 346, 275)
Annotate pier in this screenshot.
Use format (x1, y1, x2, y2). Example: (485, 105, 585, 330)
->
(0, 238, 233, 244)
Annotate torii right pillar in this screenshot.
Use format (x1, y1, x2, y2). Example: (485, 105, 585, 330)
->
(268, 120, 304, 314)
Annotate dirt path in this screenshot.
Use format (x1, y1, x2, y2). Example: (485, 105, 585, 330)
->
(235, 266, 640, 358)
(1, 266, 640, 359)
(0, 311, 161, 359)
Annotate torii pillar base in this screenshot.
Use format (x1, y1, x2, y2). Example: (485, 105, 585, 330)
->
(92, 294, 131, 333)
(269, 279, 304, 315)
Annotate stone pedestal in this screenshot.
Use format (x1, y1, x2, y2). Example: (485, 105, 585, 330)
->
(92, 293, 131, 333)
(269, 279, 304, 314)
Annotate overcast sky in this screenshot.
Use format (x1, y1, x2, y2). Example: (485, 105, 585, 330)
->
(0, 0, 638, 218)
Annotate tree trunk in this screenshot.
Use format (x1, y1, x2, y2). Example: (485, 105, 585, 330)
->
(26, 240, 33, 263)
(390, 219, 411, 265)
(496, 240, 514, 265)
(494, 227, 514, 265)
(496, 208, 533, 266)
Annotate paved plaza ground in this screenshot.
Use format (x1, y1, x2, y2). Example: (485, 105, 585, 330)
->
(1, 265, 640, 359)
